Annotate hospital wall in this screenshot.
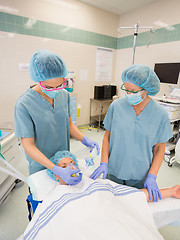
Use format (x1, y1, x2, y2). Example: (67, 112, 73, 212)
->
(0, 0, 119, 126)
(115, 0, 180, 98)
(1, 0, 180, 127)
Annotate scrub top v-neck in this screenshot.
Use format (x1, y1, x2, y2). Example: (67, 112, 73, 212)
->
(14, 88, 71, 175)
(103, 98, 173, 180)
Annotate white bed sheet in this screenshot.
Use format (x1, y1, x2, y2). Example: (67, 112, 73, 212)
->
(28, 169, 180, 230)
(23, 176, 164, 240)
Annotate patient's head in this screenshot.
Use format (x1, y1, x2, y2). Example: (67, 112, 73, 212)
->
(47, 150, 78, 185)
(55, 157, 77, 185)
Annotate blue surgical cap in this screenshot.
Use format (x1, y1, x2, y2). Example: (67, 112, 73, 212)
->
(47, 150, 78, 182)
(29, 49, 68, 82)
(121, 64, 160, 96)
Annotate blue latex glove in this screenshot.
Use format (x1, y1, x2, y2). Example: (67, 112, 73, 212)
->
(144, 173, 162, 202)
(90, 162, 108, 180)
(82, 136, 100, 155)
(52, 165, 82, 186)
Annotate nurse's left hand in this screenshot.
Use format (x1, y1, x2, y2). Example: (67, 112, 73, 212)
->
(144, 173, 162, 202)
(82, 136, 100, 155)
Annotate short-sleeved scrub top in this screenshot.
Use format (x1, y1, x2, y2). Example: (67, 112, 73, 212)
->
(14, 88, 71, 175)
(103, 98, 173, 181)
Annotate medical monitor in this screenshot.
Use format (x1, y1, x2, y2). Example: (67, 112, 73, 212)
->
(154, 63, 180, 86)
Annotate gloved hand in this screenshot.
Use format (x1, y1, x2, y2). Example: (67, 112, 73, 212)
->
(82, 136, 100, 155)
(52, 165, 82, 186)
(90, 162, 108, 180)
(144, 173, 162, 202)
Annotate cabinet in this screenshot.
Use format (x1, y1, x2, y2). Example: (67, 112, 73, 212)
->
(89, 98, 113, 129)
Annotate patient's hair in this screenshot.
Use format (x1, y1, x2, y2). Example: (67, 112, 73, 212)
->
(47, 150, 78, 181)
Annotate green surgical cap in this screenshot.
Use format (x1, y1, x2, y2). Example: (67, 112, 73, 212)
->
(121, 64, 160, 96)
(29, 49, 68, 82)
(46, 150, 78, 182)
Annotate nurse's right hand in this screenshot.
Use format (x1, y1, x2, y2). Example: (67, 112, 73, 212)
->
(52, 165, 82, 185)
(90, 162, 108, 180)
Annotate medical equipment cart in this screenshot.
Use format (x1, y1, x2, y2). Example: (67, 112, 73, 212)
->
(154, 97, 180, 166)
(0, 123, 22, 204)
(89, 98, 113, 130)
(164, 119, 180, 166)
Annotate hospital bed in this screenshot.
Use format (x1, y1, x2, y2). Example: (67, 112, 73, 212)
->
(0, 149, 179, 240)
(16, 166, 179, 240)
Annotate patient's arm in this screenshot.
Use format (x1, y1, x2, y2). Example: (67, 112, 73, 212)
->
(141, 185, 180, 202)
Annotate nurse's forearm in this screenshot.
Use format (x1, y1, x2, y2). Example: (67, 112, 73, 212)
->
(69, 118, 84, 141)
(101, 130, 110, 164)
(21, 138, 55, 170)
(149, 143, 165, 176)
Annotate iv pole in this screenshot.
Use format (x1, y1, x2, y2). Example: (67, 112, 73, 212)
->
(118, 21, 155, 64)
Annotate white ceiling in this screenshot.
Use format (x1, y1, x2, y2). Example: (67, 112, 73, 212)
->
(78, 0, 158, 15)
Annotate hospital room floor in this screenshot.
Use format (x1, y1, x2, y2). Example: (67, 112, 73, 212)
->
(0, 128, 180, 240)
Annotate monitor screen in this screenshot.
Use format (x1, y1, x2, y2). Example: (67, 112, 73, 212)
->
(154, 63, 180, 84)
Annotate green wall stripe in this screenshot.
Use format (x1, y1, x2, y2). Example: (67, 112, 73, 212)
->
(0, 12, 180, 50)
(0, 12, 117, 49)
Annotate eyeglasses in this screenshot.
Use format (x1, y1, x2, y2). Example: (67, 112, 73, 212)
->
(39, 78, 66, 91)
(121, 83, 144, 93)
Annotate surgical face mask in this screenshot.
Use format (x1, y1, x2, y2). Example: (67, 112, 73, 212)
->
(41, 88, 61, 99)
(125, 91, 146, 105)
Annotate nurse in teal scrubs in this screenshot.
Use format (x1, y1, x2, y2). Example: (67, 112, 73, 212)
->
(14, 49, 99, 186)
(90, 64, 173, 202)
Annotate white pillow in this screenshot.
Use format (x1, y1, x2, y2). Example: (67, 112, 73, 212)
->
(28, 170, 59, 201)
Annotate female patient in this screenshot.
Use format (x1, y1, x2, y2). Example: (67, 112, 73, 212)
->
(47, 150, 180, 202)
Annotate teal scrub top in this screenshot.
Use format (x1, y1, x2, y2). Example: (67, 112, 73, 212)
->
(14, 88, 71, 175)
(103, 98, 173, 180)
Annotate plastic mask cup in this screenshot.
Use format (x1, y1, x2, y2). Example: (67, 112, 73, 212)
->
(67, 163, 80, 177)
(54, 160, 79, 184)
(39, 78, 66, 91)
(121, 83, 144, 94)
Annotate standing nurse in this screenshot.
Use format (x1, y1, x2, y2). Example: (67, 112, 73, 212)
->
(90, 64, 173, 202)
(14, 49, 99, 185)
